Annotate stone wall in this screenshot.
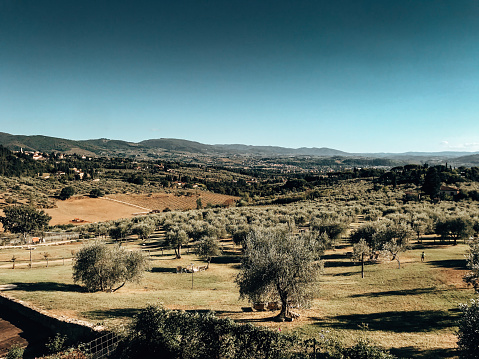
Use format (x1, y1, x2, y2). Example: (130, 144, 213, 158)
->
(0, 291, 104, 343)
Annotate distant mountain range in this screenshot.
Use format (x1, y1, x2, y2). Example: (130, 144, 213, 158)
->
(1, 132, 478, 166)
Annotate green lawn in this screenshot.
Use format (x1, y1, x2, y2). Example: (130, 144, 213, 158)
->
(0, 237, 474, 358)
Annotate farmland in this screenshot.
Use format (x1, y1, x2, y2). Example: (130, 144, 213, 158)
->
(2, 147, 479, 357)
(43, 191, 239, 226)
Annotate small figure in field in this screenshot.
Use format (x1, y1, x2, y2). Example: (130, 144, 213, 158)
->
(421, 251, 425, 262)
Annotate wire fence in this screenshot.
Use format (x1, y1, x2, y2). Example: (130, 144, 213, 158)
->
(82, 332, 120, 359)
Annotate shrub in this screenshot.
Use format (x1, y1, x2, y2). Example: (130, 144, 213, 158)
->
(6, 345, 24, 359)
(59, 186, 75, 200)
(458, 299, 479, 358)
(46, 333, 68, 354)
(116, 305, 296, 359)
(89, 188, 104, 198)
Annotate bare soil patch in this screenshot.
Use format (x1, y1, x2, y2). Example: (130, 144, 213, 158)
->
(34, 191, 239, 226)
(0, 316, 27, 357)
(108, 192, 239, 211)
(44, 196, 140, 226)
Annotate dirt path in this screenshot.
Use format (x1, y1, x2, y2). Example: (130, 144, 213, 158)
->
(0, 257, 73, 269)
(98, 197, 151, 212)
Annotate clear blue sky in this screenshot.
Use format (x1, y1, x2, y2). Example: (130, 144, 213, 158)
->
(1, 0, 478, 153)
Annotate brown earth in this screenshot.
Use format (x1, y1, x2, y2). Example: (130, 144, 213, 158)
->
(40, 192, 239, 226)
(0, 317, 27, 357)
(108, 192, 239, 211)
(44, 196, 142, 226)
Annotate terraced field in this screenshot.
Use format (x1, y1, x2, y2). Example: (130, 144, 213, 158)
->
(108, 191, 239, 211)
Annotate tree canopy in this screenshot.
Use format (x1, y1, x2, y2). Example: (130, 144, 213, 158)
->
(164, 227, 189, 259)
(195, 235, 221, 268)
(59, 186, 75, 200)
(464, 240, 479, 293)
(435, 216, 474, 245)
(458, 299, 479, 359)
(73, 241, 149, 292)
(235, 228, 323, 320)
(0, 205, 51, 242)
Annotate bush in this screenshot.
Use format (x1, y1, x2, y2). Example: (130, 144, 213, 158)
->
(59, 186, 75, 200)
(342, 338, 396, 359)
(46, 333, 68, 354)
(115, 306, 396, 359)
(6, 345, 24, 359)
(116, 305, 296, 359)
(89, 188, 104, 198)
(458, 299, 479, 358)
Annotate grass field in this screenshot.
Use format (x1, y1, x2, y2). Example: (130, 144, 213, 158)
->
(0, 234, 474, 359)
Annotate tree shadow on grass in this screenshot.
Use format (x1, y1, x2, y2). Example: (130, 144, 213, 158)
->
(349, 287, 438, 298)
(390, 346, 458, 359)
(140, 241, 165, 250)
(322, 253, 350, 261)
(235, 315, 278, 323)
(151, 267, 177, 273)
(314, 310, 458, 333)
(324, 261, 358, 268)
(334, 244, 351, 250)
(183, 309, 239, 317)
(427, 259, 467, 270)
(84, 308, 142, 320)
(12, 282, 85, 292)
(329, 271, 360, 277)
(211, 255, 241, 264)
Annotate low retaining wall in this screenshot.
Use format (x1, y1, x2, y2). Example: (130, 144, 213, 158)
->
(0, 291, 105, 343)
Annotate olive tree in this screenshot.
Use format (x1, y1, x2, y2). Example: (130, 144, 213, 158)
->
(235, 228, 323, 321)
(353, 239, 371, 278)
(131, 221, 155, 240)
(73, 241, 149, 292)
(59, 186, 75, 200)
(458, 299, 479, 359)
(464, 240, 479, 293)
(0, 205, 51, 243)
(374, 220, 413, 269)
(352, 220, 412, 269)
(164, 226, 189, 259)
(436, 216, 474, 245)
(109, 221, 131, 241)
(409, 213, 433, 243)
(195, 235, 221, 269)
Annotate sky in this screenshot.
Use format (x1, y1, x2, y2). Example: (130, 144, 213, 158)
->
(1, 0, 479, 153)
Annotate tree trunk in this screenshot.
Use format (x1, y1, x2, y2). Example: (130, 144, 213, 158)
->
(112, 281, 126, 292)
(276, 301, 288, 321)
(176, 245, 182, 259)
(275, 287, 289, 321)
(361, 253, 365, 278)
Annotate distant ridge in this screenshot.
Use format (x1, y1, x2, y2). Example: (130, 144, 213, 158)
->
(0, 132, 478, 165)
(213, 144, 349, 156)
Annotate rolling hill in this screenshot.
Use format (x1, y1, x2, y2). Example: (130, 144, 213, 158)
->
(1, 132, 478, 166)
